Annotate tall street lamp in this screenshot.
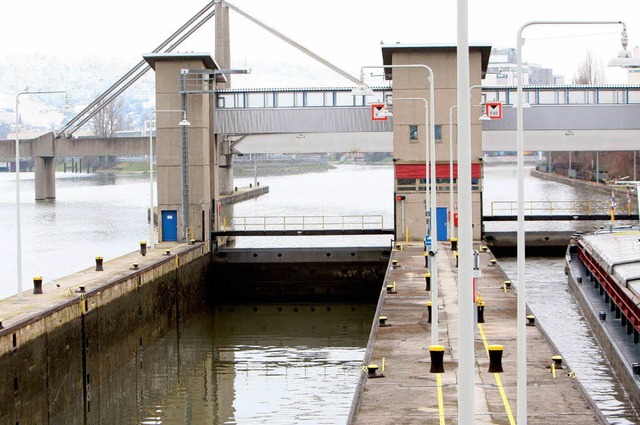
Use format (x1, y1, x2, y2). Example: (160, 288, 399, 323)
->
(353, 63, 439, 343)
(147, 110, 190, 249)
(516, 20, 630, 425)
(15, 90, 68, 300)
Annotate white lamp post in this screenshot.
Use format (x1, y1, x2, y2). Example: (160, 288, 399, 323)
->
(456, 1, 475, 421)
(15, 90, 68, 300)
(516, 20, 630, 425)
(147, 110, 190, 249)
(353, 63, 439, 343)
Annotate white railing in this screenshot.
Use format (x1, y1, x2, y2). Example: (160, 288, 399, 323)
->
(487, 200, 636, 216)
(222, 215, 385, 232)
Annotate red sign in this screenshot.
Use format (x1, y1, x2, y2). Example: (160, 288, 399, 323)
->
(371, 104, 388, 121)
(485, 102, 503, 119)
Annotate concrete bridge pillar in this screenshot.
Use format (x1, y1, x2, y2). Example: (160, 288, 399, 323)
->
(32, 132, 57, 200)
(34, 157, 56, 200)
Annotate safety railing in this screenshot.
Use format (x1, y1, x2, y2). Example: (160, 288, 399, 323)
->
(487, 200, 637, 217)
(222, 215, 385, 232)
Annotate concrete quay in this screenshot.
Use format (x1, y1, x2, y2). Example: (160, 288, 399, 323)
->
(0, 242, 210, 424)
(349, 242, 603, 424)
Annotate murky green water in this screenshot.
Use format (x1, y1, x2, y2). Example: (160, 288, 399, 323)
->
(52, 303, 374, 425)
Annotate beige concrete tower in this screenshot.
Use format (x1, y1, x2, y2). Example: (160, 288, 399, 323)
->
(382, 44, 491, 241)
(144, 53, 222, 243)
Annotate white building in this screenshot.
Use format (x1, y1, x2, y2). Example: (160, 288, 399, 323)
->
(484, 48, 565, 85)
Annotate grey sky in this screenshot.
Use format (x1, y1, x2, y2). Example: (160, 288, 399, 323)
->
(3, 0, 640, 86)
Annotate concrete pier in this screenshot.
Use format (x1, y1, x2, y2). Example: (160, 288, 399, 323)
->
(349, 242, 603, 424)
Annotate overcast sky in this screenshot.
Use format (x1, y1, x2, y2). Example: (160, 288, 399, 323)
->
(3, 0, 640, 87)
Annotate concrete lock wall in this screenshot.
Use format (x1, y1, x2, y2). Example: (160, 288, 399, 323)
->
(211, 247, 391, 302)
(0, 246, 210, 424)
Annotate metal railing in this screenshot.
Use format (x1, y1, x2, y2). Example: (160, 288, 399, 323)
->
(222, 215, 385, 232)
(487, 200, 637, 216)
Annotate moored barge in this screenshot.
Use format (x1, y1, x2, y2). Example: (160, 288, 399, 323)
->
(565, 226, 640, 412)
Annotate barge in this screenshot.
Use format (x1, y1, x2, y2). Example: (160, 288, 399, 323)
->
(565, 226, 640, 412)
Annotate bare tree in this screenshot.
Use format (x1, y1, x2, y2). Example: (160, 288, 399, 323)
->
(90, 97, 124, 137)
(572, 50, 606, 84)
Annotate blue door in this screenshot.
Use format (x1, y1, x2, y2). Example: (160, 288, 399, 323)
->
(437, 207, 448, 241)
(162, 210, 178, 241)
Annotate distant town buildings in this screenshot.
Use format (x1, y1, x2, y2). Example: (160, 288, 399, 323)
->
(484, 47, 565, 85)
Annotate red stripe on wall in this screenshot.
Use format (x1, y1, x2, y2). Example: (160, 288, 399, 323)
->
(395, 164, 481, 179)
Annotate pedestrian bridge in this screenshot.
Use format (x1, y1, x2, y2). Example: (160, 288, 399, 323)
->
(214, 84, 640, 153)
(2, 84, 640, 160)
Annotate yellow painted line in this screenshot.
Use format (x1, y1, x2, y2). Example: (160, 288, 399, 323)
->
(436, 373, 445, 425)
(478, 324, 515, 425)
(477, 323, 490, 356)
(493, 373, 515, 424)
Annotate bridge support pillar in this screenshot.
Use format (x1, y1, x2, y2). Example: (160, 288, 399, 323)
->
(34, 156, 56, 200)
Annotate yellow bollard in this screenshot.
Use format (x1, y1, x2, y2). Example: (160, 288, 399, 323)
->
(450, 237, 458, 251)
(379, 315, 391, 327)
(526, 314, 536, 326)
(425, 272, 431, 291)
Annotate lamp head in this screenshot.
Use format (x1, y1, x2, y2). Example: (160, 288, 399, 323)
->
(179, 112, 191, 126)
(351, 84, 374, 96)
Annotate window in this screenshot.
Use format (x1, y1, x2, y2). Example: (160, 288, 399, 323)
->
(435, 125, 442, 141)
(409, 125, 418, 141)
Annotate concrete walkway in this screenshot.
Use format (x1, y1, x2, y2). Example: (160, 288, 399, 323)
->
(351, 242, 602, 424)
(0, 242, 186, 331)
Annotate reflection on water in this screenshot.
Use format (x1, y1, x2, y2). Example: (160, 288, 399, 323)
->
(499, 257, 640, 424)
(51, 303, 374, 425)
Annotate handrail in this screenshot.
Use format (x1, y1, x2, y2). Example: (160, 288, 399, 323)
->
(224, 215, 385, 231)
(487, 200, 637, 216)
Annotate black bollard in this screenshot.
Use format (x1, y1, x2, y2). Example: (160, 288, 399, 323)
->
(424, 252, 429, 267)
(488, 345, 504, 373)
(140, 241, 147, 256)
(379, 316, 390, 327)
(632, 363, 640, 375)
(477, 301, 485, 323)
(552, 355, 563, 369)
(95, 256, 104, 271)
(33, 276, 43, 294)
(425, 272, 431, 291)
(450, 237, 458, 251)
(429, 345, 445, 373)
(526, 315, 536, 326)
(455, 251, 459, 268)
(367, 364, 384, 378)
(427, 301, 433, 323)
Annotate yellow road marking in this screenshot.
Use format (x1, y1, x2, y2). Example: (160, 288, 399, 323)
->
(436, 373, 445, 425)
(478, 324, 516, 425)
